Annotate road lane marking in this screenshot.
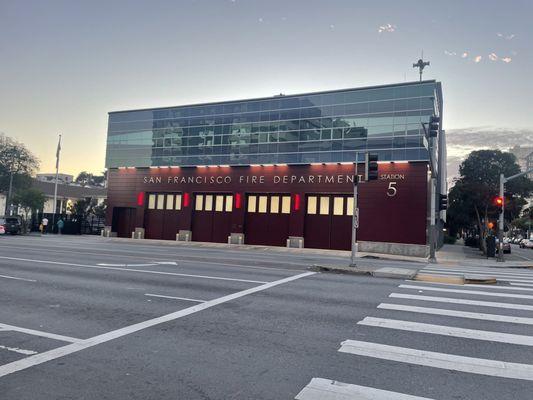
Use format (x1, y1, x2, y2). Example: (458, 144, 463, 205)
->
(0, 274, 36, 282)
(295, 378, 434, 400)
(398, 284, 533, 300)
(0, 256, 268, 284)
(404, 280, 533, 292)
(422, 267, 533, 278)
(0, 323, 81, 343)
(0, 271, 316, 378)
(0, 345, 37, 356)
(510, 283, 533, 287)
(144, 294, 206, 302)
(378, 303, 533, 325)
(358, 317, 533, 346)
(389, 293, 533, 311)
(0, 243, 302, 272)
(338, 340, 533, 381)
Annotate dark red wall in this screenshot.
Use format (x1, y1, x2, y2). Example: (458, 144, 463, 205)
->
(107, 162, 429, 245)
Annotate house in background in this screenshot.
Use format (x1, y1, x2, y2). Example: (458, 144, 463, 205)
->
(36, 173, 75, 185)
(31, 179, 106, 214)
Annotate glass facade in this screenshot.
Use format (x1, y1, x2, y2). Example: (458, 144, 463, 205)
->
(105, 81, 440, 168)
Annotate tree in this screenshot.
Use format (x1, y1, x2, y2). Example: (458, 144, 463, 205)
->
(93, 199, 107, 219)
(75, 171, 106, 187)
(447, 150, 532, 252)
(0, 134, 40, 195)
(69, 197, 98, 217)
(12, 188, 46, 233)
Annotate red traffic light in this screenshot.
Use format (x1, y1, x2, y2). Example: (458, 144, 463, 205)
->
(494, 196, 503, 206)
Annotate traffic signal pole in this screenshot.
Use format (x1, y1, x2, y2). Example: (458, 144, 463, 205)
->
(498, 174, 505, 262)
(350, 174, 358, 267)
(497, 167, 533, 262)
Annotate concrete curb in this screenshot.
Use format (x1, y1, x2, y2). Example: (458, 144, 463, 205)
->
(414, 273, 497, 285)
(310, 265, 418, 279)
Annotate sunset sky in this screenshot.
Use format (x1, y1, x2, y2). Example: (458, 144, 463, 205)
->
(0, 0, 531, 176)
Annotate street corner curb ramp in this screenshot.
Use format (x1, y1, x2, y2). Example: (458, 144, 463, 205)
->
(310, 264, 418, 280)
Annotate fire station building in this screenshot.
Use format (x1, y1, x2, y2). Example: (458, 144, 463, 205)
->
(104, 80, 446, 257)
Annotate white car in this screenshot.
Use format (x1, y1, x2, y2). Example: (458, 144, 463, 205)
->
(520, 239, 533, 249)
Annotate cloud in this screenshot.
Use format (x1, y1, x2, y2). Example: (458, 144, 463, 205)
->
(497, 32, 515, 40)
(258, 17, 263, 23)
(444, 50, 457, 56)
(474, 55, 482, 63)
(488, 52, 498, 61)
(501, 57, 512, 63)
(445, 127, 533, 185)
(378, 24, 396, 33)
(461, 52, 468, 58)
(329, 24, 335, 30)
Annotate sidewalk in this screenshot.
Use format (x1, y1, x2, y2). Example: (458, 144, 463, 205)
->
(436, 243, 532, 268)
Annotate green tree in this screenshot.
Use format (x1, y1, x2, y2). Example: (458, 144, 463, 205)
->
(69, 197, 97, 217)
(12, 188, 46, 233)
(93, 199, 107, 218)
(0, 134, 39, 194)
(75, 171, 106, 187)
(447, 150, 532, 252)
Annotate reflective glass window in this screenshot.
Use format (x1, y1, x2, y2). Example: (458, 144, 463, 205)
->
(157, 194, 165, 210)
(270, 196, 280, 213)
(258, 196, 268, 213)
(204, 195, 213, 211)
(225, 195, 233, 212)
(319, 196, 330, 215)
(346, 197, 354, 216)
(175, 194, 182, 210)
(333, 197, 344, 215)
(166, 194, 174, 210)
(307, 196, 317, 215)
(215, 195, 224, 212)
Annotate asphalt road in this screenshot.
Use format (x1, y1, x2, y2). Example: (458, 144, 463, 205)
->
(0, 235, 532, 399)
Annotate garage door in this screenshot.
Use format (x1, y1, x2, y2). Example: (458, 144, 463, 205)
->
(245, 194, 291, 246)
(145, 193, 183, 240)
(304, 194, 353, 250)
(192, 193, 233, 243)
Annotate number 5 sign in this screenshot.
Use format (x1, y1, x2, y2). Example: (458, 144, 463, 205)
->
(387, 181, 397, 197)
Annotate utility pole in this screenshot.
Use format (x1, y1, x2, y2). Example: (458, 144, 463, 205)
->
(5, 152, 15, 216)
(350, 171, 359, 267)
(497, 168, 533, 262)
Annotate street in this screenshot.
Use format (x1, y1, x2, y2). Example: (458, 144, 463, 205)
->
(0, 236, 533, 399)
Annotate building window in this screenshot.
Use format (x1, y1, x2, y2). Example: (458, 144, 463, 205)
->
(204, 195, 213, 211)
(166, 194, 174, 210)
(333, 197, 344, 216)
(175, 194, 182, 210)
(195, 194, 204, 211)
(248, 195, 257, 212)
(215, 195, 224, 212)
(270, 196, 280, 213)
(157, 194, 165, 210)
(281, 196, 291, 214)
(346, 197, 354, 216)
(225, 195, 233, 212)
(307, 196, 317, 215)
(258, 196, 268, 213)
(319, 196, 329, 215)
(148, 194, 156, 210)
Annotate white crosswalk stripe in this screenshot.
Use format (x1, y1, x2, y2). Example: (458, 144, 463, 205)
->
(398, 284, 533, 300)
(295, 268, 533, 398)
(389, 293, 533, 311)
(378, 303, 533, 324)
(357, 316, 533, 346)
(338, 340, 533, 381)
(295, 378, 435, 400)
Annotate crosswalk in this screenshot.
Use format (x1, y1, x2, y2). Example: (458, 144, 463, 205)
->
(295, 267, 533, 399)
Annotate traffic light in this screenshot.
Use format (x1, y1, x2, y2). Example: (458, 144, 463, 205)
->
(494, 196, 503, 212)
(428, 115, 440, 138)
(365, 153, 379, 181)
(438, 194, 448, 211)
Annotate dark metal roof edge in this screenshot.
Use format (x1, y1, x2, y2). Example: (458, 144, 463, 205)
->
(108, 80, 439, 115)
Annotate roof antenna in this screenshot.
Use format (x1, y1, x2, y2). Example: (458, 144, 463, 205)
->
(413, 50, 430, 82)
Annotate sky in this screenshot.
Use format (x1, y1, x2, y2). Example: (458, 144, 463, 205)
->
(0, 0, 531, 176)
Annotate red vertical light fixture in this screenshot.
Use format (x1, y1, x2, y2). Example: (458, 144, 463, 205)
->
(183, 192, 190, 207)
(235, 193, 242, 209)
(293, 193, 301, 211)
(137, 192, 145, 206)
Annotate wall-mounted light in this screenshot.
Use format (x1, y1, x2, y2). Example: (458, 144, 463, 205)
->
(183, 192, 190, 207)
(235, 193, 242, 209)
(293, 193, 301, 211)
(137, 192, 145, 206)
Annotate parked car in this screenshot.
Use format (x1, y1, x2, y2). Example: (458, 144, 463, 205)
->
(520, 239, 533, 249)
(0, 216, 22, 235)
(495, 238, 511, 254)
(0, 225, 4, 235)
